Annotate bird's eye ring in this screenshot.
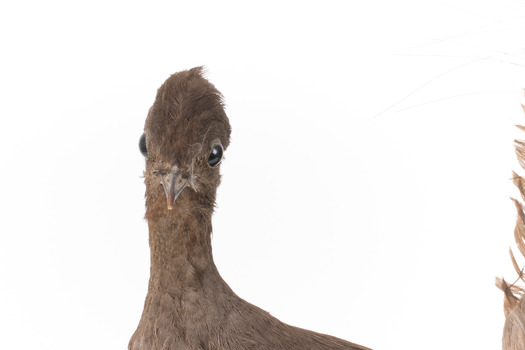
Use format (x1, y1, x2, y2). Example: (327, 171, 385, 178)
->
(208, 144, 223, 167)
(139, 133, 148, 158)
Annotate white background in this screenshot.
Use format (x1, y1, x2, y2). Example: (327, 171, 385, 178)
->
(2, 1, 525, 349)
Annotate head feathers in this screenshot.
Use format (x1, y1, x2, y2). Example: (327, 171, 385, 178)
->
(144, 67, 231, 166)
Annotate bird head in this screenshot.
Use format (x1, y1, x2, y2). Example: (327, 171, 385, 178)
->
(139, 67, 231, 218)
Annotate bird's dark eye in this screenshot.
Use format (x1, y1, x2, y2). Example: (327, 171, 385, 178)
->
(139, 133, 148, 158)
(208, 144, 223, 167)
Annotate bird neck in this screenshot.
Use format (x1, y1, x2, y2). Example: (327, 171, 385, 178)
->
(146, 201, 222, 295)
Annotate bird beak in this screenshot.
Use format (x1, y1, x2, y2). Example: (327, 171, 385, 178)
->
(160, 168, 188, 210)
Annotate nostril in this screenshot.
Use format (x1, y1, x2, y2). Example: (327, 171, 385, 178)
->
(152, 169, 169, 176)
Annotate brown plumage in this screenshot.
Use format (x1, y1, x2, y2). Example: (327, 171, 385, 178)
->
(497, 119, 525, 350)
(129, 67, 370, 350)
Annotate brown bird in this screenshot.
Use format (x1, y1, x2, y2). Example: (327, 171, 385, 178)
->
(129, 67, 370, 350)
(497, 121, 525, 350)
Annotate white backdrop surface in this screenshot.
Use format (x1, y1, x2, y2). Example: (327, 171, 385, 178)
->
(2, 1, 525, 349)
